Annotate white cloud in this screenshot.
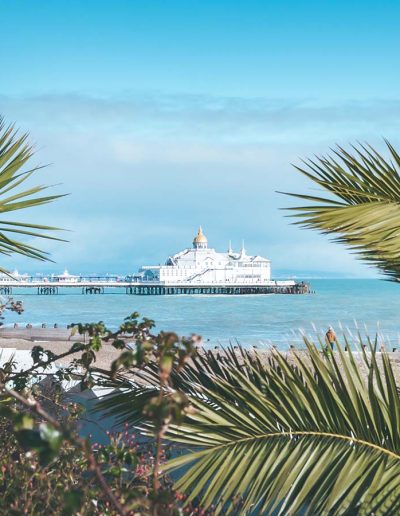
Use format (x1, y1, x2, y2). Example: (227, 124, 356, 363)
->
(0, 92, 396, 276)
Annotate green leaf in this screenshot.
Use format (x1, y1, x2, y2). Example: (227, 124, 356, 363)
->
(14, 413, 35, 430)
(99, 341, 400, 513)
(0, 117, 64, 264)
(39, 423, 63, 450)
(31, 345, 44, 363)
(281, 141, 400, 280)
(62, 490, 84, 516)
(15, 429, 44, 449)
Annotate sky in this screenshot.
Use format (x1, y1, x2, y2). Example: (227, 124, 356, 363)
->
(1, 0, 400, 277)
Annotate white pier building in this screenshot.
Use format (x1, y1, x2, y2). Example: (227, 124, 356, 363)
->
(136, 227, 285, 287)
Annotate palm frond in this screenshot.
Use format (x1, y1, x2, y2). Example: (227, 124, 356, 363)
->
(0, 117, 66, 263)
(167, 429, 400, 514)
(95, 346, 268, 426)
(280, 141, 400, 280)
(97, 340, 400, 513)
(162, 342, 400, 513)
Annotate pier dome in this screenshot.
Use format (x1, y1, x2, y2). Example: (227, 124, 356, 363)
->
(193, 226, 208, 249)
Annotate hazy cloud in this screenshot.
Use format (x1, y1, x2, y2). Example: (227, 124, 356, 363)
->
(0, 92, 397, 276)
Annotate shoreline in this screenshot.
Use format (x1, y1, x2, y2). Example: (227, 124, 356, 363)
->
(1, 333, 400, 379)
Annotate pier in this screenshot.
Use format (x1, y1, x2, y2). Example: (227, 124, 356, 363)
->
(125, 283, 310, 295)
(0, 276, 310, 295)
(0, 230, 313, 296)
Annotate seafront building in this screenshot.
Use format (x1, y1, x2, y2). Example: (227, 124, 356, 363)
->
(52, 270, 80, 283)
(126, 227, 309, 294)
(135, 227, 273, 285)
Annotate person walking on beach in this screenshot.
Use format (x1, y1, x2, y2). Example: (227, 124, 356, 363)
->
(325, 326, 337, 349)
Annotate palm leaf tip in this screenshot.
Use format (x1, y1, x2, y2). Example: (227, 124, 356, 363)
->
(282, 140, 400, 280)
(0, 116, 65, 261)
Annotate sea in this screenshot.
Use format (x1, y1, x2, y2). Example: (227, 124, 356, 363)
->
(2, 279, 400, 350)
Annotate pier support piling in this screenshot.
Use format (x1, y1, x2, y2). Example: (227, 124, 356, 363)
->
(37, 286, 58, 295)
(82, 287, 104, 295)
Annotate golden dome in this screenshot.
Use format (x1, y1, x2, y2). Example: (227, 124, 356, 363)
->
(193, 226, 208, 244)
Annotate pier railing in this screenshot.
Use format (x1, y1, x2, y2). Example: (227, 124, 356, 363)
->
(0, 278, 310, 295)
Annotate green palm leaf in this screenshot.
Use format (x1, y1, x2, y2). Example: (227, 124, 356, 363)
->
(280, 141, 400, 280)
(0, 117, 66, 267)
(163, 342, 400, 513)
(97, 341, 400, 513)
(96, 346, 268, 427)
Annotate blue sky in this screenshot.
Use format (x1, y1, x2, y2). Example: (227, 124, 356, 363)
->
(1, 0, 400, 276)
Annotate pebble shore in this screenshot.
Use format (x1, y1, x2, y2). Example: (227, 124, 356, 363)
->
(1, 330, 400, 381)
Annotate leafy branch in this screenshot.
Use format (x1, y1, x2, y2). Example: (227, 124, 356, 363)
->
(0, 384, 127, 515)
(0, 313, 198, 515)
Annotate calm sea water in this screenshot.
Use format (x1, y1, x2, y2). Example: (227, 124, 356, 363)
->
(2, 279, 400, 349)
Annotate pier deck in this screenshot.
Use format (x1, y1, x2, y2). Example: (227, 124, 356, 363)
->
(0, 277, 310, 295)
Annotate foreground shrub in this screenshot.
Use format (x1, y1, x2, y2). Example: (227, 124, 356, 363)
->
(2, 313, 400, 514)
